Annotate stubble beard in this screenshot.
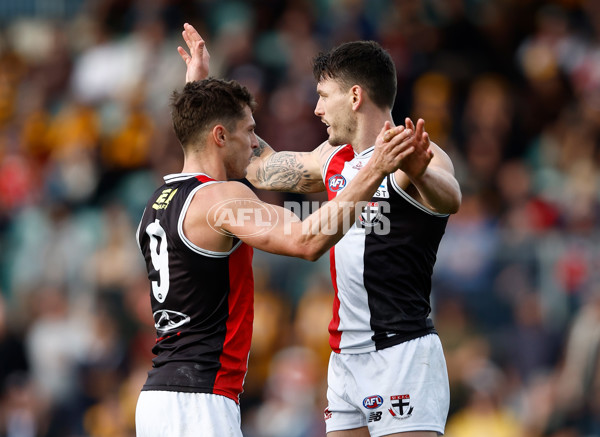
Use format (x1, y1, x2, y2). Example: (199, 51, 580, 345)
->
(224, 157, 248, 180)
(328, 121, 354, 147)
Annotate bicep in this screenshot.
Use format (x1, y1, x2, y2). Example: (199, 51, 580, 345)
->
(216, 194, 306, 256)
(429, 141, 455, 176)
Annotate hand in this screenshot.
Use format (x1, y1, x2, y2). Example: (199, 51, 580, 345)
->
(398, 118, 434, 180)
(177, 23, 210, 83)
(370, 121, 416, 176)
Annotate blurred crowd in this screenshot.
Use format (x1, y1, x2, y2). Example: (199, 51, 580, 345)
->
(0, 0, 600, 436)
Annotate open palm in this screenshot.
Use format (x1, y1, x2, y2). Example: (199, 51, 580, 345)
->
(177, 23, 210, 83)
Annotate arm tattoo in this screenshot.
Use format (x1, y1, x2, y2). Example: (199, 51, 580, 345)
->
(255, 152, 317, 193)
(252, 137, 269, 158)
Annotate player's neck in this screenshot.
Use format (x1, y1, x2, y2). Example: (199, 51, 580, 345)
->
(181, 151, 226, 181)
(352, 112, 395, 154)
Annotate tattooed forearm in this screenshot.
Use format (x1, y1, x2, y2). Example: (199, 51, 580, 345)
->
(246, 136, 327, 193)
(255, 152, 322, 193)
(252, 136, 270, 158)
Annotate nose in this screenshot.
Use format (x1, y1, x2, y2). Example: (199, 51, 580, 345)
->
(314, 98, 324, 117)
(251, 134, 259, 149)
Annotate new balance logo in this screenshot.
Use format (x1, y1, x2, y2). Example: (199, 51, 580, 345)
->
(368, 412, 382, 422)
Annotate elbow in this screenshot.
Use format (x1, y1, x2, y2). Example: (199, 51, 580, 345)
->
(446, 199, 461, 215)
(303, 248, 325, 262)
(291, 235, 326, 262)
(451, 190, 463, 214)
(444, 192, 462, 215)
(297, 243, 326, 262)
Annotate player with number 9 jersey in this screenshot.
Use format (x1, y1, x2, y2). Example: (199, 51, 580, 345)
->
(137, 172, 254, 403)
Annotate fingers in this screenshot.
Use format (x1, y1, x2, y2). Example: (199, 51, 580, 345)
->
(394, 146, 415, 165)
(383, 124, 405, 142)
(177, 46, 190, 63)
(405, 117, 430, 148)
(182, 23, 206, 53)
(378, 121, 391, 141)
(422, 130, 431, 146)
(182, 27, 193, 50)
(415, 118, 425, 139)
(386, 128, 412, 147)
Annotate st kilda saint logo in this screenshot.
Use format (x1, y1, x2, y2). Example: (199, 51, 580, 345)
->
(356, 201, 390, 234)
(389, 394, 413, 420)
(358, 201, 382, 227)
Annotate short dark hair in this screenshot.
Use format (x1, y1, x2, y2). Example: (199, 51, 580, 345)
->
(170, 78, 256, 149)
(313, 41, 397, 109)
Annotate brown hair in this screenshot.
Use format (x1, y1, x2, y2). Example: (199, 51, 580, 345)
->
(313, 41, 397, 109)
(170, 78, 256, 150)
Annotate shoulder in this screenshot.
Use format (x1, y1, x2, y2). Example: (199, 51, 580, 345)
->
(190, 180, 257, 202)
(314, 141, 348, 169)
(184, 181, 260, 229)
(314, 140, 336, 160)
(427, 141, 456, 175)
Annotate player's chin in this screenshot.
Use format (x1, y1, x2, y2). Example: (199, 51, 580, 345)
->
(328, 135, 345, 147)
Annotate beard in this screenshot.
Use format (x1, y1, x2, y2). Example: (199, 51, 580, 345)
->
(327, 115, 355, 147)
(327, 133, 345, 147)
(224, 157, 248, 180)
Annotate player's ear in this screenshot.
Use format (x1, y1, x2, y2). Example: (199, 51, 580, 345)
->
(351, 85, 363, 111)
(212, 125, 227, 147)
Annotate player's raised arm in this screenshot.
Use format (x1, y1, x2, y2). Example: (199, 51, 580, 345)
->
(178, 23, 210, 83)
(394, 118, 461, 214)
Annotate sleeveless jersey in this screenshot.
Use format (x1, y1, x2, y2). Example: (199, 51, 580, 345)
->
(323, 145, 448, 354)
(136, 173, 254, 403)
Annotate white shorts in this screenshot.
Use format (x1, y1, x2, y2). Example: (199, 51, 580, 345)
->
(325, 334, 449, 436)
(135, 391, 242, 437)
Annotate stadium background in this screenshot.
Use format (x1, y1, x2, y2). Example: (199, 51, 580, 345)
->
(0, 0, 599, 435)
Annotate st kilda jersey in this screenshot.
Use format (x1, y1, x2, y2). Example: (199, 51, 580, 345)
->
(323, 145, 448, 354)
(136, 173, 254, 403)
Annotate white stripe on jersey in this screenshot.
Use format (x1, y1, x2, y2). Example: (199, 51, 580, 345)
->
(330, 150, 376, 353)
(333, 225, 374, 353)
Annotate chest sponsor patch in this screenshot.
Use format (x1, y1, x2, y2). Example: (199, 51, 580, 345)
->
(374, 180, 389, 198)
(153, 309, 191, 333)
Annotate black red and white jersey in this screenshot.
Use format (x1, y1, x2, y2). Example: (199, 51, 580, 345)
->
(136, 173, 254, 403)
(323, 145, 448, 354)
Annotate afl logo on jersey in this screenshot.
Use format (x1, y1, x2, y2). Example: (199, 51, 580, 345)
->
(328, 174, 347, 191)
(363, 395, 384, 409)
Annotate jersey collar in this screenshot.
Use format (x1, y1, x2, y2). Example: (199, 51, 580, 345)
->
(355, 145, 375, 158)
(163, 172, 215, 184)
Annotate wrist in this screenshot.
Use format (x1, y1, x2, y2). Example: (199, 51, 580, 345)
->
(362, 161, 387, 185)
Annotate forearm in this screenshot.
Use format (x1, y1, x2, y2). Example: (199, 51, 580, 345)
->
(410, 167, 461, 214)
(294, 164, 385, 260)
(247, 136, 325, 193)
